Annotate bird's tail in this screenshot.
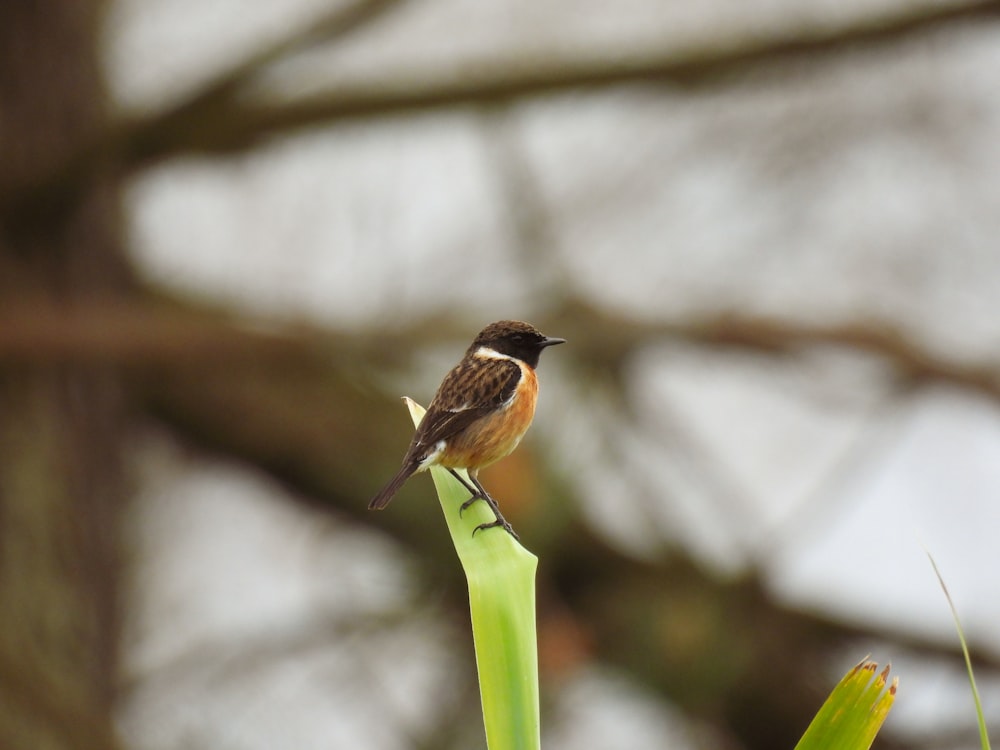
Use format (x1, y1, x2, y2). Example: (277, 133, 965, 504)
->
(368, 463, 418, 510)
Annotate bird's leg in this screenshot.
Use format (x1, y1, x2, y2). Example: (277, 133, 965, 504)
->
(447, 469, 483, 511)
(446, 469, 518, 539)
(468, 474, 518, 540)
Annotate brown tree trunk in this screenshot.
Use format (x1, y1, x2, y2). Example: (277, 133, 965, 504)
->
(0, 3, 130, 749)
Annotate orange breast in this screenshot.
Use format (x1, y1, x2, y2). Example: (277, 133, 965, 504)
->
(440, 364, 539, 470)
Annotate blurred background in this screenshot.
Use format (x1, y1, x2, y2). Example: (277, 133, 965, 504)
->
(2, 1, 1000, 748)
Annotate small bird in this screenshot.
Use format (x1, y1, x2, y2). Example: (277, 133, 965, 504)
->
(369, 320, 565, 537)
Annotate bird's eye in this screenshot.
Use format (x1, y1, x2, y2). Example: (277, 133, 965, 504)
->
(511, 334, 525, 344)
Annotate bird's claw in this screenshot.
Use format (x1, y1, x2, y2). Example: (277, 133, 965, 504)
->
(459, 493, 485, 515)
(472, 518, 519, 541)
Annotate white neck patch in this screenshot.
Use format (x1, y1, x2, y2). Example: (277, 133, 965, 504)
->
(474, 345, 516, 362)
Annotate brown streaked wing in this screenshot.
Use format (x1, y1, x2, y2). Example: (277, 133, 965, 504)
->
(406, 357, 521, 461)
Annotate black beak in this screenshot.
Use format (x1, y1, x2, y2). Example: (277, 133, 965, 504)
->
(539, 336, 566, 348)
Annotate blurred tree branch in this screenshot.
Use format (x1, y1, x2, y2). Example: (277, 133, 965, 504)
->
(0, 0, 409, 224)
(0, 3, 129, 748)
(0, 650, 123, 750)
(550, 301, 1000, 399)
(4, 0, 999, 222)
(111, 0, 1000, 164)
(4, 297, 999, 401)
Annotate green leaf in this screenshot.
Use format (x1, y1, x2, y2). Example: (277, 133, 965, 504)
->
(404, 398, 540, 750)
(927, 553, 992, 750)
(795, 657, 897, 750)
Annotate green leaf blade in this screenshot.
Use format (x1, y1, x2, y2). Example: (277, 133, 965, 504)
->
(795, 658, 896, 750)
(405, 398, 540, 750)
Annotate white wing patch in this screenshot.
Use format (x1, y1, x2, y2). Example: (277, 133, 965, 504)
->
(418, 440, 447, 470)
